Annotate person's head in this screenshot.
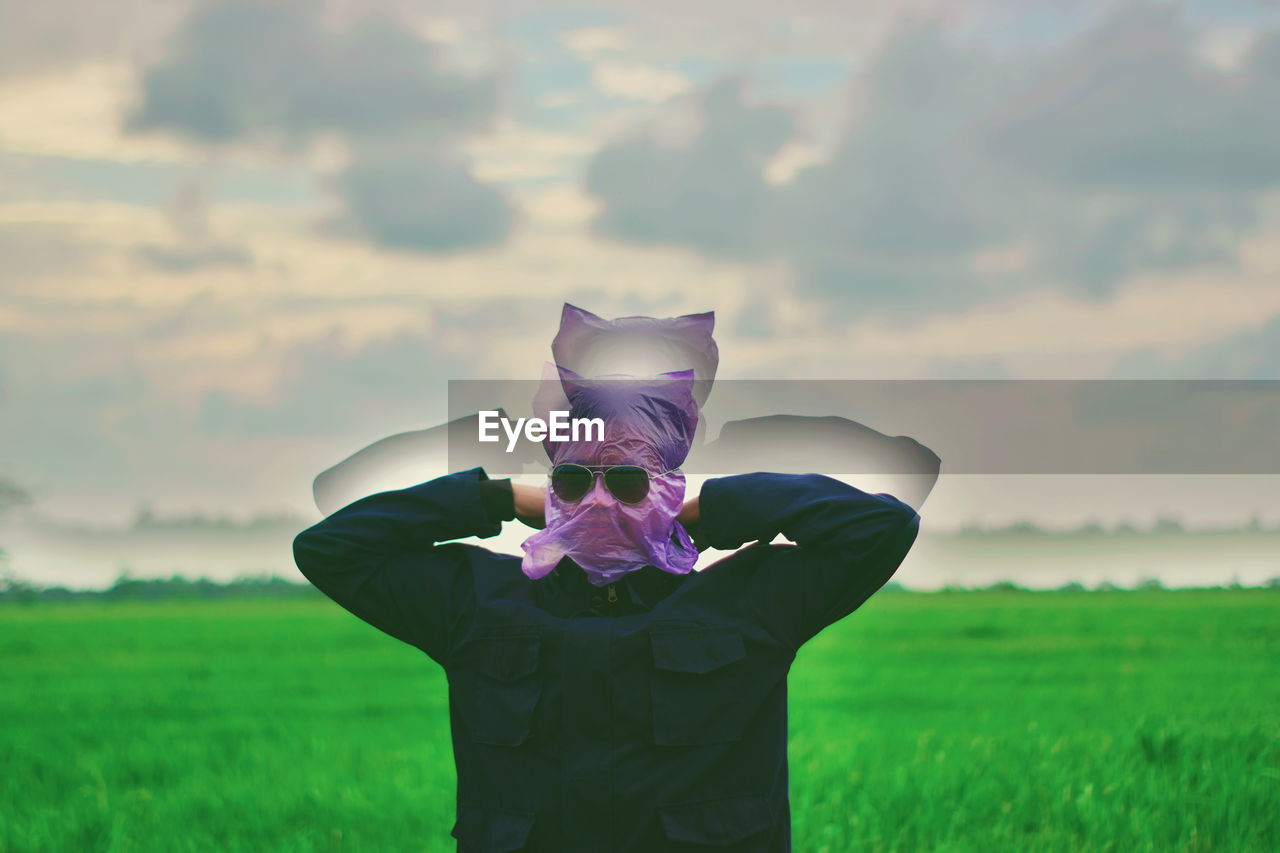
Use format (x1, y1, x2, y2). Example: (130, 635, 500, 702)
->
(549, 363, 695, 484)
(520, 368, 700, 586)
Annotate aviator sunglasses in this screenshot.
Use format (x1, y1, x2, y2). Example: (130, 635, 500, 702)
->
(549, 463, 679, 505)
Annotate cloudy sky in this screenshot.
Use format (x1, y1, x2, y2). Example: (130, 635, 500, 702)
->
(2, 0, 1279, 530)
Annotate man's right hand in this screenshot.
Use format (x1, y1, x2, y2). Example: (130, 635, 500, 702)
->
(512, 483, 547, 529)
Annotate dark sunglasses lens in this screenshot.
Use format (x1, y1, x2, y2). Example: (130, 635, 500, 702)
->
(605, 466, 650, 503)
(551, 466, 593, 501)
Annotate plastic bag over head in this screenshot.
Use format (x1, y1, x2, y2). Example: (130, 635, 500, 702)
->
(520, 306, 716, 586)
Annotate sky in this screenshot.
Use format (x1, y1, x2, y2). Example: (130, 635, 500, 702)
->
(2, 0, 1279, 533)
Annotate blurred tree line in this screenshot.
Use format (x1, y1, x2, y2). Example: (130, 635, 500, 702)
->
(953, 511, 1278, 537)
(2, 474, 1277, 603)
(0, 475, 318, 603)
(0, 568, 320, 604)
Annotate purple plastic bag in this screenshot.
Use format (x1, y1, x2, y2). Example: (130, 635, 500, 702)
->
(519, 304, 718, 586)
(550, 303, 719, 408)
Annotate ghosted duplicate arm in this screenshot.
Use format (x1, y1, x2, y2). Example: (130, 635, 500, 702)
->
(292, 467, 515, 666)
(695, 472, 922, 650)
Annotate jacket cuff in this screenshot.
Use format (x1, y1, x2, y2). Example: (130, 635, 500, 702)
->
(447, 466, 503, 540)
(697, 474, 778, 551)
(478, 477, 516, 525)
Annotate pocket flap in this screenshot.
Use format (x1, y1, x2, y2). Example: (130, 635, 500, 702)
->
(658, 794, 773, 845)
(651, 627, 746, 674)
(450, 804, 536, 852)
(473, 635, 542, 683)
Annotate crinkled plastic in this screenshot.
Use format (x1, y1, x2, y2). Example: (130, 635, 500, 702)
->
(519, 304, 717, 586)
(551, 302, 719, 409)
(520, 364, 702, 586)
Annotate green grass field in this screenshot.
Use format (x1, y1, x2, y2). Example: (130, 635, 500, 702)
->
(2, 589, 1276, 852)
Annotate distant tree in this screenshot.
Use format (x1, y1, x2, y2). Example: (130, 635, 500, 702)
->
(1056, 581, 1086, 593)
(0, 552, 38, 604)
(1, 568, 320, 602)
(1136, 577, 1164, 591)
(1152, 514, 1184, 534)
(108, 566, 143, 599)
(127, 504, 308, 532)
(1001, 520, 1042, 535)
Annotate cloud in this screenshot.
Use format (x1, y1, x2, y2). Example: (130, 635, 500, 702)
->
(590, 60, 691, 101)
(0, 0, 190, 80)
(321, 144, 516, 253)
(125, 0, 515, 254)
(126, 1, 498, 147)
(136, 177, 253, 272)
(0, 327, 169, 499)
(138, 243, 252, 272)
(197, 324, 476, 437)
(583, 25, 1021, 315)
(978, 1, 1280, 294)
(770, 21, 1020, 315)
(0, 222, 102, 294)
(584, 74, 796, 259)
(0, 284, 565, 522)
(924, 356, 1013, 379)
(985, 4, 1280, 192)
(559, 25, 628, 60)
(1110, 312, 1280, 379)
(580, 2, 1280, 319)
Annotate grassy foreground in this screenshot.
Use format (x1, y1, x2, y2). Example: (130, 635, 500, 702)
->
(1, 589, 1276, 852)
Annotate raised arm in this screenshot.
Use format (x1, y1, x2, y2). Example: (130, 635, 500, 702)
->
(694, 471, 922, 650)
(688, 415, 942, 513)
(310, 408, 542, 517)
(292, 466, 514, 666)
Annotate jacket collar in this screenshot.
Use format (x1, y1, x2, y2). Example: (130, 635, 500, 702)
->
(545, 557, 688, 617)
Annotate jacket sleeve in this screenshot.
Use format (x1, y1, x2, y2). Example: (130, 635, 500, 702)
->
(291, 466, 511, 666)
(697, 472, 921, 650)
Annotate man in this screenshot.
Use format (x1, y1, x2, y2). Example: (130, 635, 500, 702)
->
(293, 361, 936, 852)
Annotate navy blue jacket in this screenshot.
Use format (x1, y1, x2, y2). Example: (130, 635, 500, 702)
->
(292, 467, 922, 852)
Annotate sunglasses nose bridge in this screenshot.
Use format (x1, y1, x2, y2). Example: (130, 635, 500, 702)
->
(583, 472, 614, 505)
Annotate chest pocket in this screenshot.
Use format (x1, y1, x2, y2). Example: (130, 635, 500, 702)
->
(649, 626, 756, 746)
(455, 634, 543, 747)
(658, 794, 775, 850)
